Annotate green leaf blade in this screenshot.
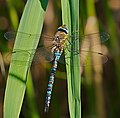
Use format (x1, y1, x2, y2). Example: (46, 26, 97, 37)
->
(4, 0, 48, 118)
(61, 0, 81, 118)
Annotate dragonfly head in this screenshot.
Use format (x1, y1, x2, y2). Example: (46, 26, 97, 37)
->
(57, 25, 68, 34)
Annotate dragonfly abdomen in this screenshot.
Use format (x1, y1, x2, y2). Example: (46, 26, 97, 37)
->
(44, 60, 57, 112)
(44, 49, 62, 112)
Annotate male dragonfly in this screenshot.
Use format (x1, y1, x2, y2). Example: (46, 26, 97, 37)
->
(4, 25, 110, 112)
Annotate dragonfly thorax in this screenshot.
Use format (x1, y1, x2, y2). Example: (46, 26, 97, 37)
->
(52, 31, 67, 52)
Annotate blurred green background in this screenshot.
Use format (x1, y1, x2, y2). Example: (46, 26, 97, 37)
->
(0, 0, 120, 118)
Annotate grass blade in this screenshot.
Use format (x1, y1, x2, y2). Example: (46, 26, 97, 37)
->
(4, 0, 48, 118)
(61, 0, 81, 118)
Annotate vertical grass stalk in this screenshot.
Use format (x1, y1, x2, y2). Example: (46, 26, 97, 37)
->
(61, 0, 81, 118)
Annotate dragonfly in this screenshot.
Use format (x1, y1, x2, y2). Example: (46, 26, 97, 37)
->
(4, 25, 110, 112)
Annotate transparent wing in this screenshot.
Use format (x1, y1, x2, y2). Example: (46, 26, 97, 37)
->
(64, 32, 109, 66)
(4, 31, 41, 41)
(80, 50, 108, 66)
(6, 47, 54, 66)
(68, 31, 110, 43)
(4, 31, 55, 64)
(5, 31, 109, 66)
(32, 45, 54, 64)
(4, 30, 57, 41)
(62, 50, 108, 66)
(6, 49, 108, 66)
(4, 31, 110, 53)
(66, 32, 110, 54)
(4, 30, 109, 42)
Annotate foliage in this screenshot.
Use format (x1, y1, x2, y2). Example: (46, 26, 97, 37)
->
(0, 0, 120, 118)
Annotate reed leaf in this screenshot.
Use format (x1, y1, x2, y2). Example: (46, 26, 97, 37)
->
(61, 0, 81, 118)
(4, 0, 48, 118)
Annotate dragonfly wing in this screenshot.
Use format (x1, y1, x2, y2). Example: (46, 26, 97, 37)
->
(4, 30, 109, 43)
(5, 31, 55, 64)
(4, 31, 55, 41)
(4, 31, 16, 41)
(5, 31, 109, 66)
(80, 50, 108, 66)
(66, 32, 110, 53)
(79, 32, 110, 48)
(6, 47, 54, 66)
(33, 34, 55, 63)
(63, 49, 108, 67)
(32, 46, 54, 64)
(4, 31, 41, 41)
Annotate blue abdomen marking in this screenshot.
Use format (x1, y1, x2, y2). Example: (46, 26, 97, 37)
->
(44, 50, 63, 113)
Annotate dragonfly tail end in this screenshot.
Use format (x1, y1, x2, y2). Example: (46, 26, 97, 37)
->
(44, 106, 49, 113)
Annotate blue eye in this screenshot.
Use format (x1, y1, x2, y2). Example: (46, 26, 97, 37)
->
(57, 27, 68, 34)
